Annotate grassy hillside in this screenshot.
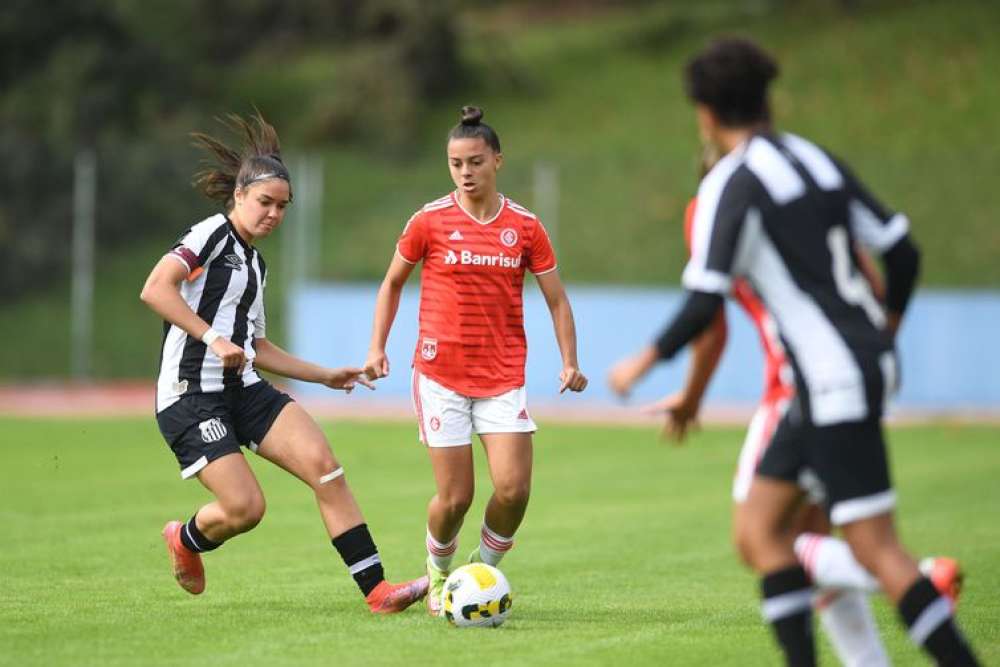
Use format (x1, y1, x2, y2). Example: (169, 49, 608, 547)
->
(2, 0, 998, 379)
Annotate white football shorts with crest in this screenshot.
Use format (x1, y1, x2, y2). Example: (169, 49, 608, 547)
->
(410, 369, 537, 447)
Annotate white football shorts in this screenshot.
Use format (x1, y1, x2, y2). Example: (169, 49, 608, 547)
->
(731, 396, 826, 506)
(410, 369, 538, 447)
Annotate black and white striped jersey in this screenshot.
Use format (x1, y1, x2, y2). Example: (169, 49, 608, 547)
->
(156, 214, 267, 413)
(685, 133, 910, 426)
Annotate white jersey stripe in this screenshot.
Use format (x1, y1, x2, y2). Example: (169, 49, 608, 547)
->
(744, 213, 867, 426)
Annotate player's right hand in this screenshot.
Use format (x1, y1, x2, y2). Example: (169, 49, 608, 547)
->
(209, 337, 246, 370)
(640, 391, 700, 444)
(363, 350, 390, 381)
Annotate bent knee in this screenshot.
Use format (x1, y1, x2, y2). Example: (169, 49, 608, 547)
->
(438, 490, 474, 517)
(226, 494, 266, 533)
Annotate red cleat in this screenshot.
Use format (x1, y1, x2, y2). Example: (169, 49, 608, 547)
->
(920, 557, 963, 609)
(366, 576, 429, 614)
(162, 521, 205, 595)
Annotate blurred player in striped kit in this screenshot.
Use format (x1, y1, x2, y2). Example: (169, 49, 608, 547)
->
(364, 106, 587, 615)
(610, 38, 978, 666)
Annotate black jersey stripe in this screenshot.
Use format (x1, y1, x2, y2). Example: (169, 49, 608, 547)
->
(195, 223, 232, 267)
(224, 247, 259, 390)
(178, 235, 237, 393)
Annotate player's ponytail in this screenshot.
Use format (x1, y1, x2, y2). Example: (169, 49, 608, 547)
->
(190, 111, 292, 210)
(448, 105, 501, 153)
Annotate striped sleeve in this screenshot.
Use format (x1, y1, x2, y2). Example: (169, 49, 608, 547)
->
(682, 162, 752, 295)
(169, 215, 230, 279)
(527, 220, 557, 275)
(396, 210, 428, 264)
(837, 159, 910, 253)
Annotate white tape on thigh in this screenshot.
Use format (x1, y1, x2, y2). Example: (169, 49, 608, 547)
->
(319, 467, 344, 484)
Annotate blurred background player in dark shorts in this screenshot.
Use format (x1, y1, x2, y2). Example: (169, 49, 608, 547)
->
(609, 38, 979, 666)
(141, 111, 427, 613)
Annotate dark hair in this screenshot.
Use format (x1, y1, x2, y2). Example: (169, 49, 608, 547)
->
(447, 105, 501, 153)
(684, 37, 779, 127)
(190, 111, 292, 210)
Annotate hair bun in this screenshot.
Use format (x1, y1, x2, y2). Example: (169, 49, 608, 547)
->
(460, 105, 483, 126)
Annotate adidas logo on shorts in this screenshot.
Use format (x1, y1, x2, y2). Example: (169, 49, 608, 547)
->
(199, 418, 228, 443)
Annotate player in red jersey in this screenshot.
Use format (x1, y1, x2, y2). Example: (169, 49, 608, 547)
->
(610, 151, 962, 666)
(364, 106, 588, 615)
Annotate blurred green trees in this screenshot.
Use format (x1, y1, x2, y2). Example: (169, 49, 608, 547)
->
(0, 0, 464, 300)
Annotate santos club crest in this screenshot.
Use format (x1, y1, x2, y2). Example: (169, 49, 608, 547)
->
(499, 228, 518, 247)
(421, 338, 438, 361)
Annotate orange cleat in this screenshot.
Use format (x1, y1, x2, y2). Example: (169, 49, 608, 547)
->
(162, 521, 205, 595)
(920, 557, 963, 609)
(366, 576, 430, 614)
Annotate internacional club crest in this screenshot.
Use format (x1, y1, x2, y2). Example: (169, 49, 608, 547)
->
(421, 337, 438, 361)
(499, 227, 518, 247)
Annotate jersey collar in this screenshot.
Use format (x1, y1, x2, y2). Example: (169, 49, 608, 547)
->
(451, 191, 506, 226)
(225, 215, 255, 253)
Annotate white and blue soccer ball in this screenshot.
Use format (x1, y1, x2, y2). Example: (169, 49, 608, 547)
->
(442, 563, 513, 628)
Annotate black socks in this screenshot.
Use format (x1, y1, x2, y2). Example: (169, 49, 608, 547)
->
(331, 523, 385, 597)
(178, 515, 221, 553)
(761, 565, 815, 667)
(899, 577, 979, 666)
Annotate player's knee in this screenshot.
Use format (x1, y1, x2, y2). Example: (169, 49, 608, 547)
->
(227, 494, 266, 533)
(493, 479, 530, 509)
(732, 522, 756, 568)
(439, 489, 474, 518)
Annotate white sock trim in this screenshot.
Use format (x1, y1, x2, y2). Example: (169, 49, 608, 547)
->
(348, 553, 381, 575)
(426, 528, 458, 555)
(909, 596, 952, 645)
(762, 589, 814, 622)
(319, 467, 344, 484)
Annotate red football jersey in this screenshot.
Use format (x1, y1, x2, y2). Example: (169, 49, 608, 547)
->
(684, 198, 794, 403)
(397, 192, 557, 398)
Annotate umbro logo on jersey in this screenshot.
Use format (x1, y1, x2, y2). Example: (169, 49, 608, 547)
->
(443, 249, 522, 268)
(198, 418, 228, 443)
(449, 230, 464, 241)
(222, 253, 244, 270)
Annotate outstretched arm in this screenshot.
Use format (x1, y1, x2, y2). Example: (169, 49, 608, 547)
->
(254, 338, 372, 392)
(535, 269, 588, 393)
(643, 308, 727, 442)
(607, 290, 725, 397)
(363, 252, 416, 380)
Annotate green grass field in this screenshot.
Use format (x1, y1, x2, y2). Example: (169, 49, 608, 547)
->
(2, 418, 998, 666)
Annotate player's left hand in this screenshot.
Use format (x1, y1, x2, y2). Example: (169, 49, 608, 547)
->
(322, 367, 376, 393)
(640, 391, 700, 444)
(559, 366, 588, 393)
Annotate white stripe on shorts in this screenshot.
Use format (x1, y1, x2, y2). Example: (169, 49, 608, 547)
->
(830, 490, 896, 526)
(180, 455, 209, 480)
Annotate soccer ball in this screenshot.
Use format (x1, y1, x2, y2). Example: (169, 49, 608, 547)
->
(442, 563, 513, 628)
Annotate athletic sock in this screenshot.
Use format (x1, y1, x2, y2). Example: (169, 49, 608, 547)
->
(331, 523, 385, 597)
(426, 527, 458, 572)
(794, 532, 880, 593)
(478, 523, 514, 566)
(816, 589, 889, 667)
(898, 577, 979, 666)
(179, 514, 221, 553)
(761, 565, 816, 667)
